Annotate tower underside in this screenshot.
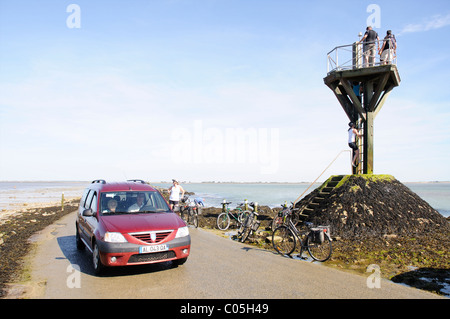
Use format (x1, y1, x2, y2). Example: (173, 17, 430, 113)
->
(324, 64, 401, 174)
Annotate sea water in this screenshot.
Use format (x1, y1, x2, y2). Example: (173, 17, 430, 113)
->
(405, 183, 450, 218)
(0, 181, 86, 211)
(1, 181, 449, 218)
(154, 182, 450, 217)
(154, 182, 317, 209)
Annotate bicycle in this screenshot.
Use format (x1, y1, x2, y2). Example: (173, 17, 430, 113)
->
(272, 214, 332, 262)
(216, 200, 248, 230)
(239, 202, 261, 243)
(180, 195, 199, 228)
(271, 202, 300, 230)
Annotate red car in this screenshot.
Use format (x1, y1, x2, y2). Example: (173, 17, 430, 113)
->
(76, 179, 190, 275)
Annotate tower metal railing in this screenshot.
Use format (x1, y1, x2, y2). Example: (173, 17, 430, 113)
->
(327, 39, 397, 74)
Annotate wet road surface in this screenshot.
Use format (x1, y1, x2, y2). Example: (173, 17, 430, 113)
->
(22, 211, 442, 299)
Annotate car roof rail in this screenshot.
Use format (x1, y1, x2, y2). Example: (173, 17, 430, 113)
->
(127, 179, 146, 184)
(92, 179, 106, 184)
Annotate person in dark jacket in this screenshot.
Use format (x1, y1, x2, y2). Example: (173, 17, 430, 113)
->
(359, 26, 380, 67)
(379, 30, 397, 65)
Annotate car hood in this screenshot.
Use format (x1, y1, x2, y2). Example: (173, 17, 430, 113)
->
(100, 213, 184, 233)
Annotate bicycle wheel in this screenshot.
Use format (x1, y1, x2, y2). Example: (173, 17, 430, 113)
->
(193, 211, 198, 228)
(237, 213, 248, 235)
(180, 207, 189, 224)
(240, 226, 251, 242)
(217, 212, 230, 230)
(240, 215, 252, 242)
(237, 210, 246, 223)
(306, 233, 332, 262)
(272, 226, 296, 255)
(240, 210, 250, 223)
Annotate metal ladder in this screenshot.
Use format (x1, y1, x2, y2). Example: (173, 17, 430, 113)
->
(354, 120, 364, 174)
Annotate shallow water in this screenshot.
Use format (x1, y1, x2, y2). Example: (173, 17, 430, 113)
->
(154, 182, 450, 217)
(0, 181, 86, 211)
(1, 181, 449, 218)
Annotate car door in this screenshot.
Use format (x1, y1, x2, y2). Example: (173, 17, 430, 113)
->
(84, 191, 99, 245)
(78, 189, 97, 249)
(77, 189, 91, 244)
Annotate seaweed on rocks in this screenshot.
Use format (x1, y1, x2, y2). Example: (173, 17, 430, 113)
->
(294, 175, 450, 239)
(183, 175, 449, 296)
(0, 200, 79, 298)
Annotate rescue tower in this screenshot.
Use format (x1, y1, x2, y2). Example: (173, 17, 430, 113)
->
(323, 38, 401, 174)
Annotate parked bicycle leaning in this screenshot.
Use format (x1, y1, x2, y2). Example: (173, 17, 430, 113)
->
(179, 195, 200, 228)
(217, 200, 249, 231)
(272, 212, 332, 262)
(239, 201, 261, 243)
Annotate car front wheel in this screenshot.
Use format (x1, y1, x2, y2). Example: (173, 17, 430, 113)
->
(92, 242, 104, 275)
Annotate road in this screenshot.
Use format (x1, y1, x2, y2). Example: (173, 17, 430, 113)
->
(16, 211, 442, 299)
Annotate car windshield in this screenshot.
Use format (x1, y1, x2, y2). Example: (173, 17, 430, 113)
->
(100, 191, 170, 215)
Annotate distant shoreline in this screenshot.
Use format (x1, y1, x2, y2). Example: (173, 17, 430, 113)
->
(1, 180, 449, 217)
(155, 181, 450, 185)
(2, 180, 449, 184)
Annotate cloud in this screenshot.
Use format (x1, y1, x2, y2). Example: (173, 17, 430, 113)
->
(399, 13, 450, 35)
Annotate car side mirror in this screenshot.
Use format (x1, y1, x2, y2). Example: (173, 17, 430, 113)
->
(83, 208, 95, 217)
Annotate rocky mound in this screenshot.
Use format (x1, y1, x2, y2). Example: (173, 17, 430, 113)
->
(294, 175, 450, 239)
(158, 176, 449, 239)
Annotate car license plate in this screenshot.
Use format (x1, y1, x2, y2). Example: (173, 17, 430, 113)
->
(139, 244, 169, 254)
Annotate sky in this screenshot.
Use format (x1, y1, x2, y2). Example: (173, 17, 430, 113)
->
(0, 0, 449, 183)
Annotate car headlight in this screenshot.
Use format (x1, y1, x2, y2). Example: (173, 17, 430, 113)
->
(104, 232, 127, 243)
(175, 226, 189, 238)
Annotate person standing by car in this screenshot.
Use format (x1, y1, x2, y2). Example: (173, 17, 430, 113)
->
(168, 179, 185, 210)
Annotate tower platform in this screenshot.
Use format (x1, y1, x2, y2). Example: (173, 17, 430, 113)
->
(324, 64, 400, 121)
